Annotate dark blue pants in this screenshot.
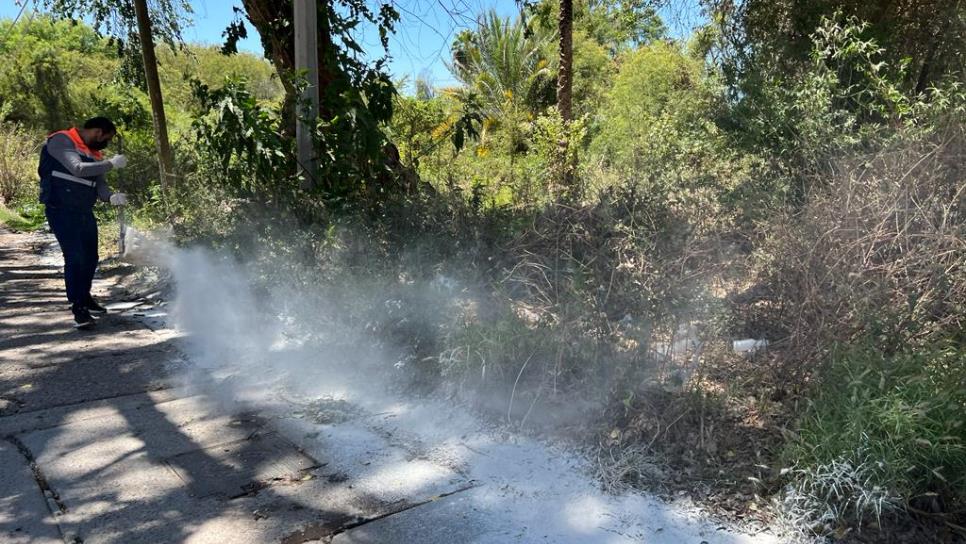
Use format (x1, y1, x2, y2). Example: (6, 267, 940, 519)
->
(45, 207, 98, 305)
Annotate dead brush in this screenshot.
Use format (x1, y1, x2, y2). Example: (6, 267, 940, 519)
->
(745, 121, 966, 384)
(0, 122, 38, 205)
(493, 186, 726, 394)
(594, 441, 668, 494)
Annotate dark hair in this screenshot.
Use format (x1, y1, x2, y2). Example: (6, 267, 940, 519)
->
(82, 116, 116, 134)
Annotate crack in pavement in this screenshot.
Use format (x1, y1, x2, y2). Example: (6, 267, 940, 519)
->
(2, 435, 81, 543)
(280, 481, 481, 544)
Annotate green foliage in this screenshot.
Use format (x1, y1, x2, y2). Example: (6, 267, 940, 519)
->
(192, 79, 294, 204)
(0, 120, 39, 206)
(571, 29, 613, 118)
(308, 72, 397, 201)
(0, 15, 281, 133)
(595, 42, 710, 173)
(731, 14, 920, 161)
(450, 11, 555, 122)
(578, 0, 666, 53)
(722, 13, 966, 208)
(0, 202, 44, 231)
(708, 0, 965, 97)
(785, 343, 966, 531)
(39, 0, 193, 89)
(265, 0, 400, 201)
(0, 16, 118, 129)
(531, 108, 587, 195)
(527, 0, 666, 56)
(387, 91, 449, 169)
(157, 45, 284, 114)
(592, 42, 760, 227)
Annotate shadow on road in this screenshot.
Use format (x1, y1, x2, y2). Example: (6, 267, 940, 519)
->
(0, 230, 423, 543)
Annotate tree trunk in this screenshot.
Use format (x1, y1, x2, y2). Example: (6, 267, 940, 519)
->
(132, 0, 175, 190)
(556, 0, 575, 194)
(556, 0, 573, 122)
(242, 0, 339, 138)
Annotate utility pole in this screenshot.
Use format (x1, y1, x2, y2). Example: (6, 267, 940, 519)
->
(294, 0, 320, 189)
(132, 0, 176, 191)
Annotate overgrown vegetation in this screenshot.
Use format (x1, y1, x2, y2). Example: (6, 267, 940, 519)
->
(2, 1, 964, 540)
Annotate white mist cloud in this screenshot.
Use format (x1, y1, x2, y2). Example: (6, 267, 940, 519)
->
(120, 226, 775, 544)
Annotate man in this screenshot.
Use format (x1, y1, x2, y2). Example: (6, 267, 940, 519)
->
(38, 116, 128, 329)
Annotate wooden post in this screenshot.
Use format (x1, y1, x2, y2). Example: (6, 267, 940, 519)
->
(294, 0, 320, 189)
(132, 0, 176, 191)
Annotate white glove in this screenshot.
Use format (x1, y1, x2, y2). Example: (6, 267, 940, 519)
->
(110, 193, 128, 206)
(108, 154, 128, 169)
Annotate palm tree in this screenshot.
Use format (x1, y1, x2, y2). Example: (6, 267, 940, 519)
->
(449, 10, 554, 124)
(557, 0, 573, 121)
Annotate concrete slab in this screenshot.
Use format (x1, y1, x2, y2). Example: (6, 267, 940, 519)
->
(332, 492, 492, 544)
(164, 433, 319, 498)
(274, 411, 471, 506)
(0, 388, 185, 436)
(11, 387, 473, 544)
(0, 325, 173, 413)
(0, 441, 62, 544)
(12, 399, 329, 544)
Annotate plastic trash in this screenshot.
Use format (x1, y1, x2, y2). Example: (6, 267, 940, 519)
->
(733, 338, 769, 353)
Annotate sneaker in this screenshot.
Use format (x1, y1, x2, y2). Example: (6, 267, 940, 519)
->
(72, 304, 96, 329)
(85, 296, 107, 315)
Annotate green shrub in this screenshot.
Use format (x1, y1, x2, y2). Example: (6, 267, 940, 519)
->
(0, 202, 44, 231)
(784, 343, 966, 533)
(0, 121, 38, 206)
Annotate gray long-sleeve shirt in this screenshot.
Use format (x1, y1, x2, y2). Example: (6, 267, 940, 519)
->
(46, 133, 115, 202)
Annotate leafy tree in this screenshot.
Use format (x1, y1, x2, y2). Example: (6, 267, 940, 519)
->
(580, 0, 665, 53)
(231, 0, 399, 198)
(592, 40, 754, 216)
(387, 89, 449, 170)
(192, 78, 292, 204)
(0, 16, 114, 129)
(40, 0, 190, 77)
(156, 45, 284, 113)
(705, 0, 966, 97)
(573, 30, 615, 116)
(528, 0, 666, 56)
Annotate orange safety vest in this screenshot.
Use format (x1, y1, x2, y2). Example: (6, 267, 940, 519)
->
(47, 127, 104, 160)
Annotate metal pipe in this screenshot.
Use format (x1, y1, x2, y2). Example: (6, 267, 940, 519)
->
(116, 134, 126, 256)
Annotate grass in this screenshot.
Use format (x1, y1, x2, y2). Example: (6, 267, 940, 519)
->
(782, 342, 966, 534)
(0, 202, 44, 231)
(0, 201, 125, 263)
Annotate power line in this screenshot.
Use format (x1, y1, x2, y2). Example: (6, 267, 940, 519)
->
(0, 0, 32, 51)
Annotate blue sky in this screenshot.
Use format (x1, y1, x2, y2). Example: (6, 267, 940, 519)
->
(2, 0, 701, 89)
(177, 0, 525, 86)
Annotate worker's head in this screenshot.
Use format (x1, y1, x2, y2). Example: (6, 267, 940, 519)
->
(79, 117, 117, 151)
